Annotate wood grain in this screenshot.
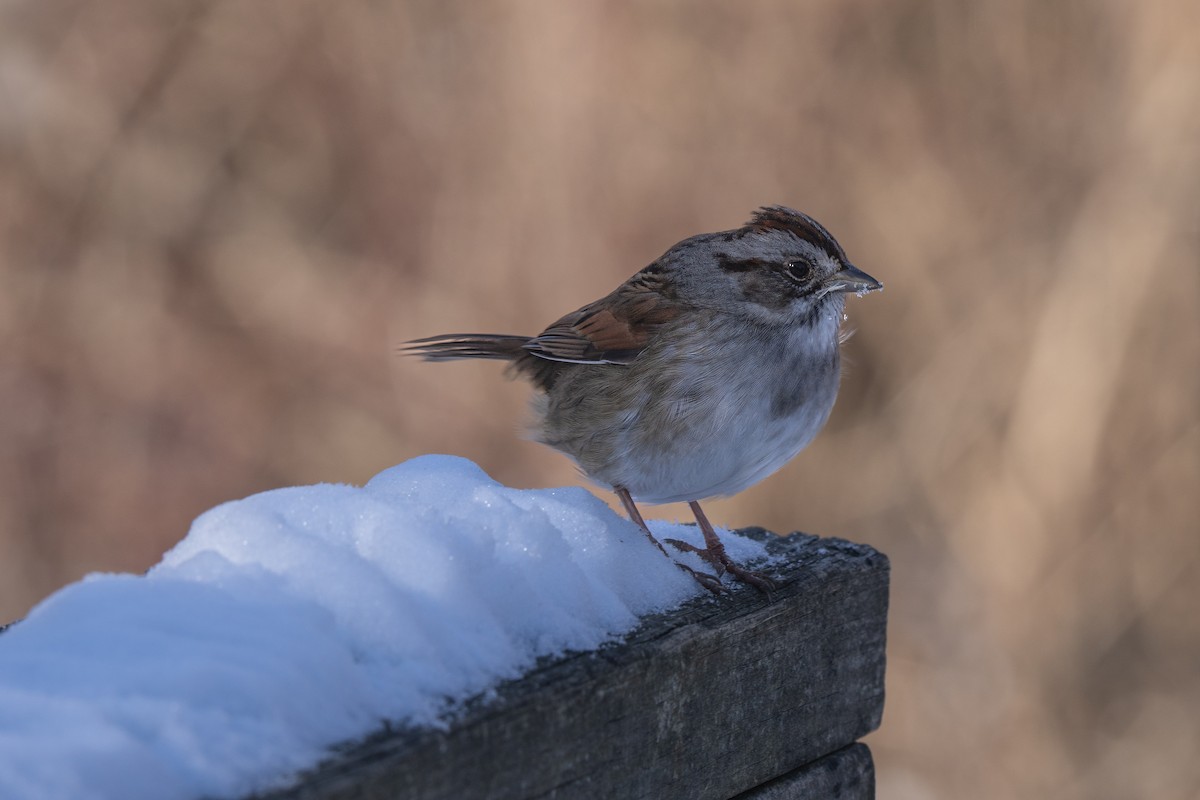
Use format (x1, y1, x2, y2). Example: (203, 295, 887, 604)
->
(258, 530, 889, 800)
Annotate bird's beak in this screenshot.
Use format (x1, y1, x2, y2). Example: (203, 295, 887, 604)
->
(823, 263, 882, 297)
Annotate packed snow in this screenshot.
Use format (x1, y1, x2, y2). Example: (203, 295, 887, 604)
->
(0, 455, 769, 800)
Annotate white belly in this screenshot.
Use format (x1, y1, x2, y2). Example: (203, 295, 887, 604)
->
(615, 372, 837, 503)
(585, 315, 843, 504)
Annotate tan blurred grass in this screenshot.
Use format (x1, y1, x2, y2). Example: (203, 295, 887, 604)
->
(1, 1, 1197, 797)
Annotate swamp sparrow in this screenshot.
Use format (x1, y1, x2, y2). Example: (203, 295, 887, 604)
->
(405, 206, 881, 594)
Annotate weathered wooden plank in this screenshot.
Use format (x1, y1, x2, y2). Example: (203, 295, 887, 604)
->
(258, 530, 889, 800)
(736, 743, 874, 799)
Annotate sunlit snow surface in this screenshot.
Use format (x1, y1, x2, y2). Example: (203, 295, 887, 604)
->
(0, 455, 768, 800)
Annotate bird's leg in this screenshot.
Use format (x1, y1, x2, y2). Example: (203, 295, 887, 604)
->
(615, 487, 669, 557)
(615, 487, 726, 596)
(676, 501, 777, 594)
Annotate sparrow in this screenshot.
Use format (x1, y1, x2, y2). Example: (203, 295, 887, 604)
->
(405, 206, 881, 594)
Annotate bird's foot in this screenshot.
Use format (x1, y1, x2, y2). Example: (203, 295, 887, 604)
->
(664, 538, 777, 594)
(664, 538, 725, 573)
(722, 561, 778, 594)
(612, 487, 733, 596)
(676, 562, 729, 596)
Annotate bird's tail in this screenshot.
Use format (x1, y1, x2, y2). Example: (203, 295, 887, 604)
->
(401, 333, 532, 362)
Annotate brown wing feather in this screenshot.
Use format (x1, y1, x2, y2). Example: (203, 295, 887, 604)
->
(524, 270, 679, 365)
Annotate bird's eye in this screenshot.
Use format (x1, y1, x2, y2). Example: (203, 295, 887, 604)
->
(784, 260, 812, 283)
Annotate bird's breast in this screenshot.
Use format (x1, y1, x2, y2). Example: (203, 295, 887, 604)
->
(540, 313, 845, 504)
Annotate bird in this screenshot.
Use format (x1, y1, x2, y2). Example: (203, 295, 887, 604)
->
(404, 206, 881, 594)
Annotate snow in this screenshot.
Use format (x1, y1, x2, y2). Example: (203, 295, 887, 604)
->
(0, 455, 769, 800)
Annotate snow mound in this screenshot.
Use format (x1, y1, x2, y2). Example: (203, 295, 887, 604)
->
(0, 455, 769, 800)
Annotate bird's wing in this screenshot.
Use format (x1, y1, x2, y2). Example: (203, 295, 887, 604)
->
(524, 269, 679, 365)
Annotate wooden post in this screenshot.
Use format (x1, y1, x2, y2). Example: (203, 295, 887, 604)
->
(260, 530, 889, 800)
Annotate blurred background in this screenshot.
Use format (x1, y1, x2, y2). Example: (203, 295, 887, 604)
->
(1, 0, 1196, 797)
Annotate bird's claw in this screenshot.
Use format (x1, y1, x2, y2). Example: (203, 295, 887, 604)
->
(664, 537, 726, 576)
(680, 564, 729, 596)
(665, 538, 776, 594)
(724, 563, 778, 594)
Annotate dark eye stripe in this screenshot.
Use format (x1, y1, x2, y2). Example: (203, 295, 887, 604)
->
(719, 255, 817, 286)
(717, 255, 774, 273)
